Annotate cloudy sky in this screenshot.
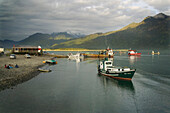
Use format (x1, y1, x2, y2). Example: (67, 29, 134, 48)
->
(0, 0, 170, 41)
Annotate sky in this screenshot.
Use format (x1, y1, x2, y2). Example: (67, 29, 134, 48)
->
(0, 0, 170, 41)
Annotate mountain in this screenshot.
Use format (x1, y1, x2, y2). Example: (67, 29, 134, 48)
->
(52, 13, 170, 49)
(1, 13, 169, 49)
(0, 39, 17, 48)
(18, 32, 85, 48)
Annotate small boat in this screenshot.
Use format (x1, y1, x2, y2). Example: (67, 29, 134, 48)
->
(128, 50, 141, 56)
(68, 53, 84, 59)
(98, 59, 136, 81)
(152, 51, 160, 55)
(43, 60, 57, 64)
(38, 68, 51, 72)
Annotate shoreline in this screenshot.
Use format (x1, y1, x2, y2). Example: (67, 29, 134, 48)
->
(0, 55, 52, 91)
(43, 49, 129, 52)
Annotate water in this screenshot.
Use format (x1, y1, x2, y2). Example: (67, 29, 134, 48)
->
(0, 50, 170, 113)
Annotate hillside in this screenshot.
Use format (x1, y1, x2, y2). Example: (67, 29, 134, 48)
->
(18, 32, 84, 48)
(53, 13, 170, 49)
(1, 13, 169, 49)
(0, 40, 17, 48)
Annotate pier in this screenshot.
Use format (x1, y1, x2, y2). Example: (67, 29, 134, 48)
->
(43, 49, 129, 52)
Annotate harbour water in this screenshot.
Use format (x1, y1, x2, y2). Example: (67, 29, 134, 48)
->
(0, 50, 170, 113)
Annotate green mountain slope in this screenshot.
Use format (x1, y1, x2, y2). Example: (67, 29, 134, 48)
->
(53, 13, 170, 49)
(18, 32, 84, 48)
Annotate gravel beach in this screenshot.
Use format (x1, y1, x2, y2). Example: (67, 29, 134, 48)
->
(0, 55, 52, 90)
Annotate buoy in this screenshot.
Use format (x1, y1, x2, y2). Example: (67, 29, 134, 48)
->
(56, 61, 58, 64)
(43, 61, 46, 63)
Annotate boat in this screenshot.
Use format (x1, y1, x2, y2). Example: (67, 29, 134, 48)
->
(98, 58, 136, 81)
(38, 68, 51, 72)
(83, 47, 114, 58)
(43, 60, 57, 64)
(128, 50, 141, 56)
(152, 51, 160, 55)
(68, 53, 84, 59)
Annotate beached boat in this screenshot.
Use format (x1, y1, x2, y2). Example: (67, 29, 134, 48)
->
(43, 60, 57, 64)
(83, 47, 114, 58)
(38, 68, 51, 72)
(128, 50, 141, 56)
(98, 59, 136, 81)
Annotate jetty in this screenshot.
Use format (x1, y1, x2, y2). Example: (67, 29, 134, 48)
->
(45, 54, 68, 58)
(43, 48, 129, 52)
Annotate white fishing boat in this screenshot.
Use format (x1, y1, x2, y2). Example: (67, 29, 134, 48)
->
(68, 53, 84, 59)
(98, 58, 136, 81)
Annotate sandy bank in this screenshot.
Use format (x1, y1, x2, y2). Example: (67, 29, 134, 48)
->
(0, 55, 52, 90)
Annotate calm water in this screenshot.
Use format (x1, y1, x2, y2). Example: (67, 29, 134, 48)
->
(0, 50, 170, 113)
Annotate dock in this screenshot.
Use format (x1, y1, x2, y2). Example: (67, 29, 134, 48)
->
(43, 49, 129, 52)
(46, 54, 68, 58)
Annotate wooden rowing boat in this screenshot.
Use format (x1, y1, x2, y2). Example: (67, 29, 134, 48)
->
(38, 68, 52, 72)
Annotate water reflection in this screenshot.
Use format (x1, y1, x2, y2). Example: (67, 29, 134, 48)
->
(129, 56, 141, 65)
(97, 74, 135, 92)
(68, 57, 84, 63)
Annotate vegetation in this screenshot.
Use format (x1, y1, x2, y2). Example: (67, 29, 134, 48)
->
(1, 13, 169, 50)
(53, 13, 170, 49)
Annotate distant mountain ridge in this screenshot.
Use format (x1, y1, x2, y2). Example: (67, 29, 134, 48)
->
(0, 13, 169, 49)
(0, 32, 85, 48)
(0, 40, 17, 48)
(52, 13, 170, 49)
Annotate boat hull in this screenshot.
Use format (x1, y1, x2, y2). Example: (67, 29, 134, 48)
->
(43, 60, 57, 64)
(128, 53, 141, 56)
(98, 70, 135, 81)
(83, 54, 113, 58)
(38, 68, 51, 72)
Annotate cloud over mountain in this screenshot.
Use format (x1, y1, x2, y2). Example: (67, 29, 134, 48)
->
(0, 0, 169, 41)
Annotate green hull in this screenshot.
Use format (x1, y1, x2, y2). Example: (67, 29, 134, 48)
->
(98, 70, 135, 81)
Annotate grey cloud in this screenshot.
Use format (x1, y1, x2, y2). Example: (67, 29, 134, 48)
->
(143, 0, 170, 13)
(0, 0, 169, 41)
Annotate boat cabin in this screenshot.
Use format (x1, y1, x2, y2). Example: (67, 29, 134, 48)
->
(99, 60, 113, 71)
(99, 59, 131, 72)
(128, 50, 136, 54)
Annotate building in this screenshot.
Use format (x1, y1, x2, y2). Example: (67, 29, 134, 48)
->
(12, 45, 42, 55)
(0, 47, 4, 53)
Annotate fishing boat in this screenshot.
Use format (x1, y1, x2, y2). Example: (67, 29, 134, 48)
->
(128, 50, 141, 56)
(98, 59, 136, 81)
(83, 47, 114, 58)
(38, 68, 51, 72)
(43, 60, 57, 64)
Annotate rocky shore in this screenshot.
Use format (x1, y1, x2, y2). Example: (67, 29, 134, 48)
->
(0, 55, 52, 91)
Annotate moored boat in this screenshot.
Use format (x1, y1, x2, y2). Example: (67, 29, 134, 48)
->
(43, 60, 57, 64)
(128, 50, 141, 56)
(98, 59, 136, 81)
(68, 53, 84, 59)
